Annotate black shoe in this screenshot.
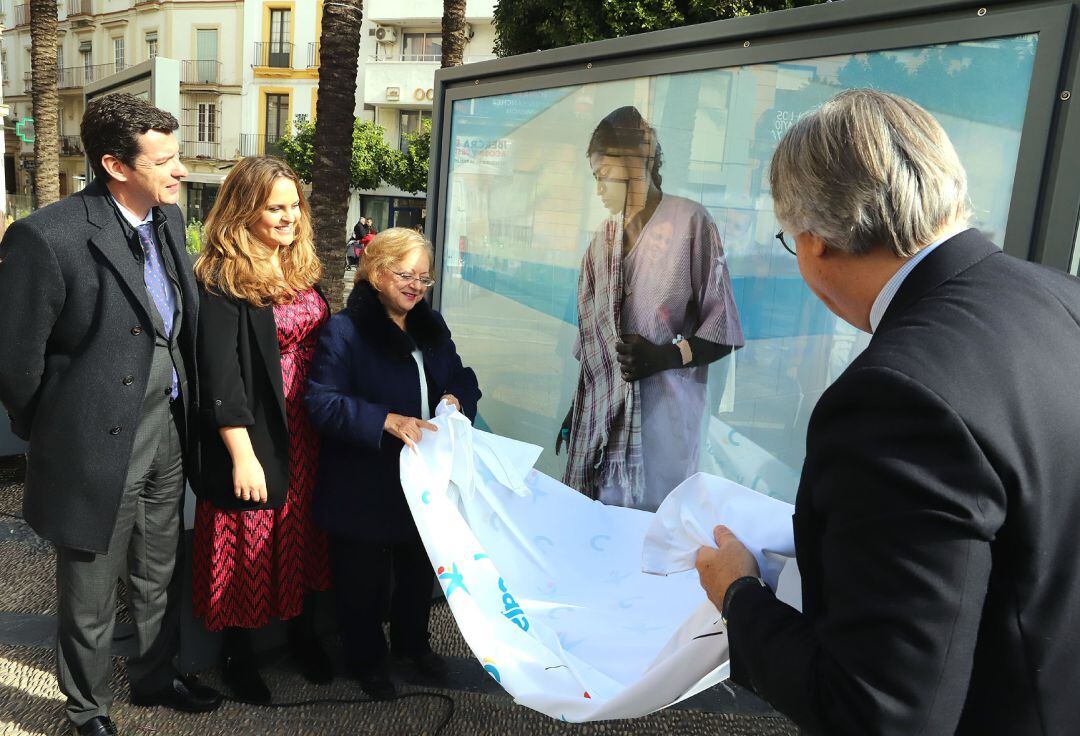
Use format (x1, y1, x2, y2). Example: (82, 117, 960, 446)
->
(292, 637, 334, 685)
(130, 674, 222, 713)
(404, 650, 449, 679)
(222, 656, 272, 704)
(72, 716, 118, 736)
(354, 666, 397, 701)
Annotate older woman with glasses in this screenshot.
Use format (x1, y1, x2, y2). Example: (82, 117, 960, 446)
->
(305, 227, 481, 700)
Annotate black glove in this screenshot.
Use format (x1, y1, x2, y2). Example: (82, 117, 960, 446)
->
(615, 334, 678, 382)
(555, 405, 573, 455)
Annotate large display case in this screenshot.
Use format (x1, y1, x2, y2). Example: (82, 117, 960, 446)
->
(425, 0, 1080, 505)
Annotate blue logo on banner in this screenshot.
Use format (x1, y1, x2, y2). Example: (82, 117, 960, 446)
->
(438, 564, 468, 597)
(482, 658, 501, 683)
(498, 577, 530, 632)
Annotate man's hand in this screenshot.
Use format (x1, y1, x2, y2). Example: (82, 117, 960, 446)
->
(695, 525, 761, 613)
(615, 334, 678, 382)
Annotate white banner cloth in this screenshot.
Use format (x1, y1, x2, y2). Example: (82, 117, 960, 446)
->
(643, 472, 797, 590)
(399, 403, 799, 722)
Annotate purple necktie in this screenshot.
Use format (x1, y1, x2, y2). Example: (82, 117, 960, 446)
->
(135, 221, 179, 399)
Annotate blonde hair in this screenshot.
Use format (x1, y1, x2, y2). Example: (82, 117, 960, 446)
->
(770, 89, 970, 257)
(194, 156, 322, 306)
(356, 227, 434, 286)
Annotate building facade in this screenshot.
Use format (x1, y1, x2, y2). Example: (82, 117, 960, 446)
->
(352, 0, 495, 231)
(0, 0, 494, 231)
(0, 0, 322, 223)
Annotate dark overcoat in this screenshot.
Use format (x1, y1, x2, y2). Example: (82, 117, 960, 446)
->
(0, 179, 197, 553)
(727, 230, 1080, 735)
(305, 281, 480, 542)
(195, 285, 327, 510)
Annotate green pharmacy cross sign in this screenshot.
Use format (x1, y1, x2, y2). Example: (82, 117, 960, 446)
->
(16, 117, 35, 144)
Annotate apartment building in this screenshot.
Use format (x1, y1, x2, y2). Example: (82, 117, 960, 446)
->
(353, 0, 495, 230)
(0, 0, 494, 230)
(0, 0, 320, 222)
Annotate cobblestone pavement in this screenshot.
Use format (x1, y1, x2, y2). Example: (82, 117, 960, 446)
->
(0, 431, 797, 735)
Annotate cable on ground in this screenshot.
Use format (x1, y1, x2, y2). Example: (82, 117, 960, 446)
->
(221, 691, 456, 735)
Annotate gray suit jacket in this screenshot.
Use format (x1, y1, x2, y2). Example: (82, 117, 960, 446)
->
(0, 178, 199, 553)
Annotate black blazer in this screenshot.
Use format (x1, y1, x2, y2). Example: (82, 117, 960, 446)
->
(727, 229, 1080, 735)
(0, 179, 198, 553)
(195, 284, 327, 510)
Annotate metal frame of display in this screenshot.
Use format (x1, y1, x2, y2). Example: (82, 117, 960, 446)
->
(426, 0, 1080, 307)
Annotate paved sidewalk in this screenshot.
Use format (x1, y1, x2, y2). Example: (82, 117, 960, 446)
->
(1, 451, 796, 736)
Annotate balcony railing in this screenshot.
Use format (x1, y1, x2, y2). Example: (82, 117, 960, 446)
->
(67, 0, 92, 17)
(181, 60, 222, 85)
(14, 4, 29, 26)
(253, 42, 293, 69)
(368, 52, 498, 65)
(57, 64, 118, 89)
(239, 133, 286, 159)
(307, 42, 320, 68)
(60, 136, 84, 156)
(180, 139, 222, 160)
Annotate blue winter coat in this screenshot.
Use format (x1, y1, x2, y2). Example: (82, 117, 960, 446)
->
(305, 281, 481, 542)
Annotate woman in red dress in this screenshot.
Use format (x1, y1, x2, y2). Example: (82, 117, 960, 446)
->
(192, 156, 332, 702)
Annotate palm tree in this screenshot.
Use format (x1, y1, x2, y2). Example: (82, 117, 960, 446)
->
(309, 0, 364, 309)
(29, 0, 60, 208)
(441, 0, 468, 68)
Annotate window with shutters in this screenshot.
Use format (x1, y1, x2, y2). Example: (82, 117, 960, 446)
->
(113, 37, 125, 71)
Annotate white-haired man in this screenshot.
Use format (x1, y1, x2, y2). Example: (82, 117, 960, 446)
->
(697, 89, 1080, 735)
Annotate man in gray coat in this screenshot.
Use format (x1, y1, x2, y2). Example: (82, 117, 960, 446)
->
(0, 94, 220, 735)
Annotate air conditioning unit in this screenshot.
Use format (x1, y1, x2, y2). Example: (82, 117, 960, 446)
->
(375, 26, 397, 44)
(385, 86, 401, 102)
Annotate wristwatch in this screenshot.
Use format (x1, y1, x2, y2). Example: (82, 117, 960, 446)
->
(721, 575, 768, 626)
(672, 334, 693, 366)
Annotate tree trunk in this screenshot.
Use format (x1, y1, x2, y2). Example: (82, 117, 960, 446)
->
(310, 0, 364, 310)
(29, 0, 60, 208)
(441, 0, 468, 68)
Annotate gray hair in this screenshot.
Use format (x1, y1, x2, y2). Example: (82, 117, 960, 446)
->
(769, 89, 970, 257)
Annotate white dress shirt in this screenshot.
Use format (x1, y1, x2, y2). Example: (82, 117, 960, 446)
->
(110, 195, 153, 228)
(869, 225, 970, 333)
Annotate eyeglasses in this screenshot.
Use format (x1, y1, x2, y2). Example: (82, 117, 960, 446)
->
(776, 230, 796, 256)
(390, 270, 436, 288)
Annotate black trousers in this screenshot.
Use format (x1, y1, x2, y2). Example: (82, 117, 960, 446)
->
(328, 534, 435, 670)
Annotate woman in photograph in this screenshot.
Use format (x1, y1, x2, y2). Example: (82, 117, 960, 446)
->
(306, 228, 480, 700)
(192, 156, 333, 703)
(557, 106, 745, 511)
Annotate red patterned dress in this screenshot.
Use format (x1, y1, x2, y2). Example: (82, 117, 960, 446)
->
(193, 288, 332, 631)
